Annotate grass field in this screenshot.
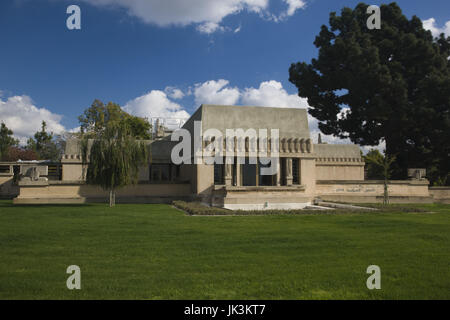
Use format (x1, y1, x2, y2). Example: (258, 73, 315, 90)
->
(0, 200, 449, 300)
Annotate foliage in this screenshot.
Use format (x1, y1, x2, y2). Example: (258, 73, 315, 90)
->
(81, 121, 149, 207)
(364, 150, 396, 204)
(289, 2, 450, 181)
(79, 99, 152, 139)
(26, 121, 61, 161)
(3, 146, 38, 162)
(0, 123, 19, 161)
(364, 149, 385, 179)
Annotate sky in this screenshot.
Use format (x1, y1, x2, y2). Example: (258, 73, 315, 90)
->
(1, 0, 449, 148)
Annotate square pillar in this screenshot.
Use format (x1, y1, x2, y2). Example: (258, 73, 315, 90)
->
(235, 161, 241, 186)
(225, 163, 233, 186)
(286, 157, 293, 186)
(276, 158, 281, 186)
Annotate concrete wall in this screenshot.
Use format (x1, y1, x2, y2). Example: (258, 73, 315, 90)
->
(194, 163, 214, 196)
(429, 187, 450, 204)
(315, 163, 364, 181)
(211, 185, 313, 210)
(316, 180, 432, 203)
(14, 181, 192, 204)
(300, 158, 316, 196)
(0, 176, 19, 199)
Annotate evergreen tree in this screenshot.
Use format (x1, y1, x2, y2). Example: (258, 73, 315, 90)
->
(27, 121, 60, 161)
(0, 122, 19, 161)
(289, 2, 450, 182)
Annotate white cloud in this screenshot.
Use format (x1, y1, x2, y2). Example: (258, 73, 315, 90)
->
(0, 95, 65, 143)
(82, 0, 268, 28)
(193, 79, 241, 105)
(164, 86, 185, 100)
(240, 80, 341, 144)
(284, 0, 306, 17)
(241, 80, 309, 108)
(78, 0, 305, 33)
(422, 18, 450, 37)
(123, 90, 190, 120)
(196, 22, 226, 34)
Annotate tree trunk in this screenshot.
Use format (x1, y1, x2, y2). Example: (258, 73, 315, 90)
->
(383, 178, 389, 205)
(109, 189, 116, 207)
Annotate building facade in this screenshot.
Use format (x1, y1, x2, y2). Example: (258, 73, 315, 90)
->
(7, 104, 442, 207)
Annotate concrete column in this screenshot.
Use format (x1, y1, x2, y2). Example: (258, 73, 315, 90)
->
(225, 163, 232, 186)
(276, 158, 281, 186)
(286, 157, 293, 186)
(300, 158, 316, 196)
(235, 162, 241, 186)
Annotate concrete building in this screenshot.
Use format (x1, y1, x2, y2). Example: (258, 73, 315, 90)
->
(6, 104, 447, 206)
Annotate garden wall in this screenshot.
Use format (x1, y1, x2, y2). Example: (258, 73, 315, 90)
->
(316, 180, 433, 203)
(13, 180, 192, 204)
(429, 187, 450, 204)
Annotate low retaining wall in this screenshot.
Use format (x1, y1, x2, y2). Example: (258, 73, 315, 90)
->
(13, 180, 192, 204)
(316, 180, 433, 204)
(211, 185, 313, 210)
(0, 176, 19, 199)
(429, 187, 450, 204)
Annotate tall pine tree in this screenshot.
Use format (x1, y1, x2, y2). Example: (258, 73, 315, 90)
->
(289, 2, 450, 183)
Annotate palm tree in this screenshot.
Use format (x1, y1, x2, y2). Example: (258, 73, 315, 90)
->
(364, 150, 396, 205)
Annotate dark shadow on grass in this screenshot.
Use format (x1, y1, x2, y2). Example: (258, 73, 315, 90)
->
(0, 200, 96, 208)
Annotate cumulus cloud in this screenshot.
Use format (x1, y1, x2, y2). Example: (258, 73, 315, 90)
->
(241, 80, 309, 108)
(422, 18, 450, 37)
(81, 0, 267, 27)
(78, 0, 305, 33)
(193, 79, 241, 105)
(239, 80, 384, 150)
(284, 0, 306, 17)
(196, 22, 226, 34)
(164, 86, 185, 100)
(240, 80, 342, 144)
(0, 95, 65, 143)
(123, 90, 190, 121)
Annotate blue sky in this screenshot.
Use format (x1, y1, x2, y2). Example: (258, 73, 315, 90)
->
(1, 0, 449, 145)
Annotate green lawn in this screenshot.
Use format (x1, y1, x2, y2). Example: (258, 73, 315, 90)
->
(0, 200, 449, 300)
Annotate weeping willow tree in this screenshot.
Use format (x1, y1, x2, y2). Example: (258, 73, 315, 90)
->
(81, 122, 148, 207)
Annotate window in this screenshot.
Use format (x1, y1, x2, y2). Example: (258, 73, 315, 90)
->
(259, 161, 276, 186)
(47, 165, 62, 181)
(214, 164, 225, 185)
(292, 158, 300, 185)
(0, 165, 10, 174)
(242, 157, 257, 186)
(280, 159, 286, 186)
(150, 164, 172, 182)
